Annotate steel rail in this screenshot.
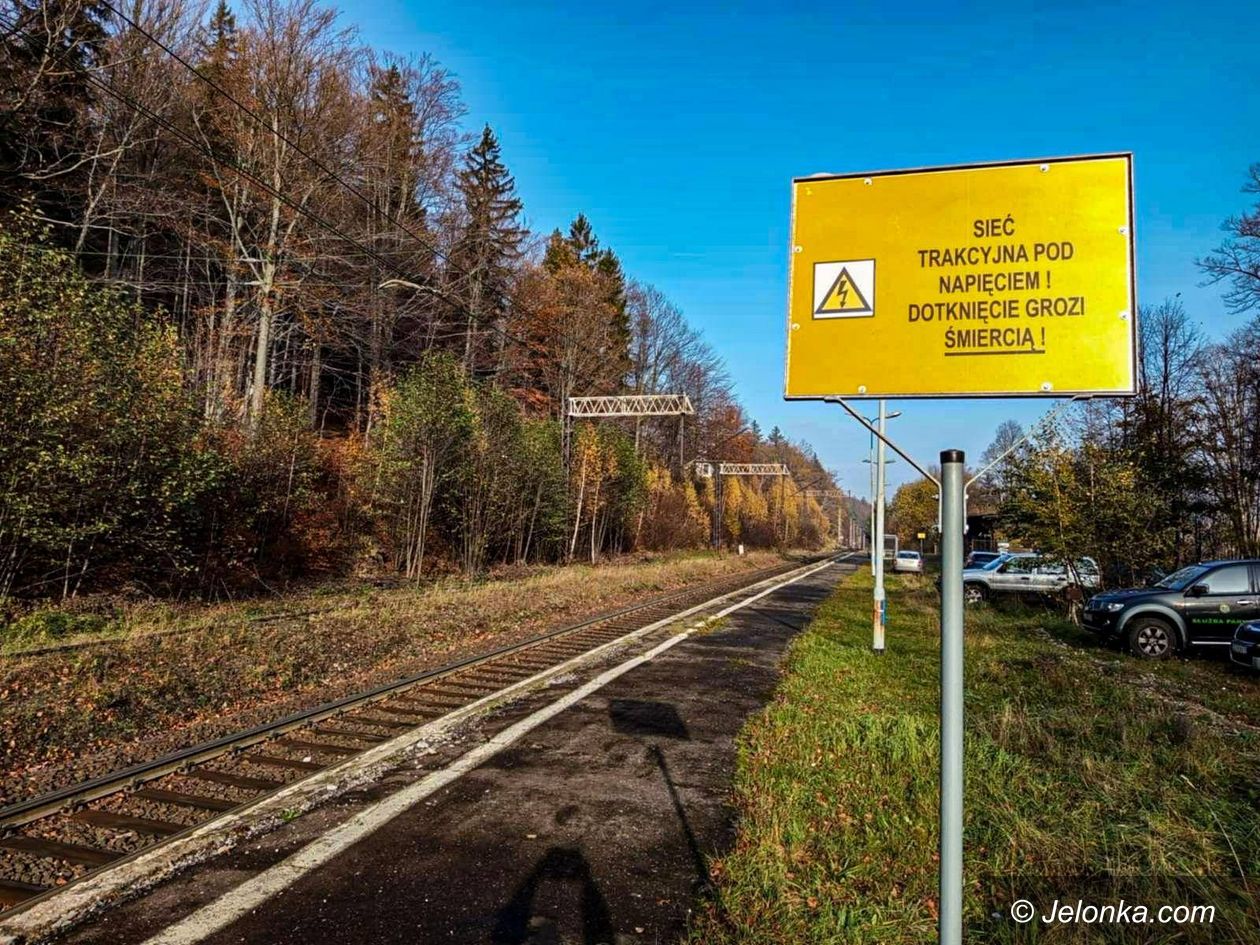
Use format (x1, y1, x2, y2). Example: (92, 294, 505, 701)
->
(0, 557, 827, 831)
(0, 554, 846, 920)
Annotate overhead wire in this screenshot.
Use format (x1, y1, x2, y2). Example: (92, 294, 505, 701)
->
(91, 0, 628, 381)
(5, 10, 799, 484)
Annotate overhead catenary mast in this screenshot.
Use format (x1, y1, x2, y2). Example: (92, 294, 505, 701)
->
(566, 394, 695, 470)
(693, 462, 791, 549)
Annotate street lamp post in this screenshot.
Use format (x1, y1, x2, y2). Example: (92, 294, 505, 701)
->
(865, 403, 901, 654)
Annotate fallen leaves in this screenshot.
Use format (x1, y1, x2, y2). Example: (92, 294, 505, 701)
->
(2, 553, 779, 805)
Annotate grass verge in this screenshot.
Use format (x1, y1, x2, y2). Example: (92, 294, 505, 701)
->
(690, 570, 1260, 944)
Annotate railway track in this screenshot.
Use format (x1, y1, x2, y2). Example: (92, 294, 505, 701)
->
(0, 555, 837, 917)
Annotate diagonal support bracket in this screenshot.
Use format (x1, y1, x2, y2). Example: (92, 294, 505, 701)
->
(963, 395, 1085, 493)
(826, 398, 939, 487)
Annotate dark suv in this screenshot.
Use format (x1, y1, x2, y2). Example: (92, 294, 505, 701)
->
(1232, 621, 1260, 671)
(1083, 559, 1260, 659)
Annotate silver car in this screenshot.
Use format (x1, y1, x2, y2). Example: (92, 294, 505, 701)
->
(893, 550, 924, 573)
(963, 552, 1100, 605)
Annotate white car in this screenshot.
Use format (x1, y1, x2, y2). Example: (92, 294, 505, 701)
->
(893, 550, 924, 573)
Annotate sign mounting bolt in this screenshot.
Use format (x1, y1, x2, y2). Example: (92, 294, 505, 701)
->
(1118, 226, 1128, 234)
(1119, 310, 1129, 320)
(793, 245, 802, 253)
(791, 323, 800, 331)
(863, 178, 872, 185)
(1040, 164, 1049, 172)
(857, 385, 868, 394)
(1040, 381, 1053, 391)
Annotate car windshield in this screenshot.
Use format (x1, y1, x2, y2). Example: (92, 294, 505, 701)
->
(1155, 565, 1209, 591)
(898, 552, 918, 559)
(980, 555, 1013, 571)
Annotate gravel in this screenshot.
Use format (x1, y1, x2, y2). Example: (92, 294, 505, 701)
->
(27, 817, 148, 856)
(0, 554, 793, 909)
(96, 793, 208, 828)
(0, 847, 80, 889)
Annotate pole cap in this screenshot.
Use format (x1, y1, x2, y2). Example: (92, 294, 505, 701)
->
(940, 449, 965, 464)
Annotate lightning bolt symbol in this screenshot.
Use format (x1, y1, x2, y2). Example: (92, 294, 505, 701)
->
(837, 281, 849, 307)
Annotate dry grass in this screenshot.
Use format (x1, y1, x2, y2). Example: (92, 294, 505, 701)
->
(0, 549, 786, 803)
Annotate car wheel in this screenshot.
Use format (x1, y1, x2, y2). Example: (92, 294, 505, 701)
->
(963, 583, 987, 606)
(1127, 617, 1177, 660)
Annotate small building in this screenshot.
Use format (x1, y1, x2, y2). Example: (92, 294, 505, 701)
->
(965, 513, 999, 553)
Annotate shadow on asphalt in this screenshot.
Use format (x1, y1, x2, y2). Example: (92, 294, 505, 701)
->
(649, 745, 711, 894)
(608, 699, 690, 740)
(490, 847, 613, 945)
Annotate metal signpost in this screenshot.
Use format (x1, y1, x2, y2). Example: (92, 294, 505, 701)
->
(938, 451, 965, 942)
(871, 402, 896, 652)
(863, 405, 899, 636)
(872, 402, 887, 651)
(783, 154, 1137, 945)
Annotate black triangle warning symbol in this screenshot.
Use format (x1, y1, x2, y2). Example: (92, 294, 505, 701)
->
(816, 267, 872, 315)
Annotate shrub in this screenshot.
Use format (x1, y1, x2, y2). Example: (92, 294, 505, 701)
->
(0, 221, 219, 599)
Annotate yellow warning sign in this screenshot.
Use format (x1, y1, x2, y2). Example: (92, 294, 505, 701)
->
(784, 154, 1136, 399)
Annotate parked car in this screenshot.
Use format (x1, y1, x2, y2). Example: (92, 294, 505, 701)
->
(1231, 621, 1260, 671)
(1084, 559, 1260, 659)
(964, 550, 1001, 569)
(963, 552, 1101, 605)
(894, 550, 923, 573)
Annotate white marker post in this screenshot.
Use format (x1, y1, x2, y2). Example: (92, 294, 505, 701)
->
(872, 400, 888, 652)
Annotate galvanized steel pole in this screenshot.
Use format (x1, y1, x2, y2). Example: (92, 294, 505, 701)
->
(939, 449, 965, 945)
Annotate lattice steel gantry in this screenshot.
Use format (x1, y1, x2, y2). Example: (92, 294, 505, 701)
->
(693, 462, 790, 478)
(691, 462, 792, 548)
(565, 394, 695, 471)
(566, 394, 694, 418)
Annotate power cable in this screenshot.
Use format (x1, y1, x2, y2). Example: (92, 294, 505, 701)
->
(0, 10, 580, 369)
(93, 0, 628, 379)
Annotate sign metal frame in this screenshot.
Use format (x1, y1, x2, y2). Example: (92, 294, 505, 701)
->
(783, 152, 1137, 401)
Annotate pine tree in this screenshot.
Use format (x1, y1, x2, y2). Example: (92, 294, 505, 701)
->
(0, 0, 112, 221)
(566, 213, 598, 263)
(199, 0, 238, 72)
(368, 65, 425, 225)
(541, 214, 632, 389)
(451, 125, 524, 376)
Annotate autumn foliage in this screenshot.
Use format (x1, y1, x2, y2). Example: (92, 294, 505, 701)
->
(0, 1, 842, 608)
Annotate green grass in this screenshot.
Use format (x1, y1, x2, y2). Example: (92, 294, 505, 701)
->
(690, 570, 1260, 944)
(0, 607, 123, 649)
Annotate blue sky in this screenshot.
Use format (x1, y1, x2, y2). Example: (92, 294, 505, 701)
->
(347, 0, 1258, 497)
